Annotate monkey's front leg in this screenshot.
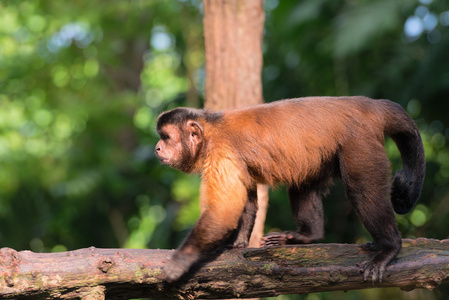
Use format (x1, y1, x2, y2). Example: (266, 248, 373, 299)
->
(230, 188, 258, 248)
(164, 175, 248, 282)
(164, 159, 248, 282)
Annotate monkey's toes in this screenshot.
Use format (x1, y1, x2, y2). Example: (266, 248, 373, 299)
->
(260, 232, 289, 247)
(358, 260, 387, 284)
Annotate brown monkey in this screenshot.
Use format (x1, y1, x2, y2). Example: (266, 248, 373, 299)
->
(155, 96, 425, 283)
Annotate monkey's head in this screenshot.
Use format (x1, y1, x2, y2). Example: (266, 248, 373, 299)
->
(155, 108, 211, 173)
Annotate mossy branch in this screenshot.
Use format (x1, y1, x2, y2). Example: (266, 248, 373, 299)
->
(0, 239, 448, 299)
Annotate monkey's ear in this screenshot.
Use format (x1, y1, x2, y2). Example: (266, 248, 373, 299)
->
(187, 120, 203, 143)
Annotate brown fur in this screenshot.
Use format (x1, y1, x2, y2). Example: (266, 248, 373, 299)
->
(155, 96, 426, 283)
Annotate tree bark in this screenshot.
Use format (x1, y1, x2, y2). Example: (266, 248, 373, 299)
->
(202, 0, 268, 249)
(1, 239, 448, 299)
(203, 0, 265, 109)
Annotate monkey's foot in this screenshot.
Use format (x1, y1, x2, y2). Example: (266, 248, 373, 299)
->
(357, 241, 400, 283)
(260, 231, 315, 247)
(357, 259, 388, 284)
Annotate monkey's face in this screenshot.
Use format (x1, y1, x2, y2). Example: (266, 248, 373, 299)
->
(155, 124, 186, 169)
(155, 121, 203, 173)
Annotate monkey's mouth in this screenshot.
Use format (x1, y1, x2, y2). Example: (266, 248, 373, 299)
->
(158, 157, 170, 164)
(155, 153, 167, 163)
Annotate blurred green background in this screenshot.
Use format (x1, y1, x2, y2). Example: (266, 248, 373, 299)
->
(1, 0, 449, 299)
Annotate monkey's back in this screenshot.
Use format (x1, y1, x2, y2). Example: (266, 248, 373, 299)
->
(211, 96, 389, 186)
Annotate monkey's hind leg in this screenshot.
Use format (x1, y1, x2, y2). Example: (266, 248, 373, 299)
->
(261, 185, 324, 247)
(340, 144, 401, 283)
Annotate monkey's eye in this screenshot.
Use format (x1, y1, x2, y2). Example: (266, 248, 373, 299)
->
(160, 133, 170, 140)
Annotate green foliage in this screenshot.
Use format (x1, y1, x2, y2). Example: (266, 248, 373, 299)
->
(0, 0, 203, 251)
(1, 0, 449, 299)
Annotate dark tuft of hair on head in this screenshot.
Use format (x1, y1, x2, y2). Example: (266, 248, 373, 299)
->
(157, 108, 222, 131)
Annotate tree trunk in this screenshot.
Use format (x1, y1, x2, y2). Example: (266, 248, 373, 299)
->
(1, 239, 448, 299)
(203, 0, 264, 109)
(202, 0, 268, 249)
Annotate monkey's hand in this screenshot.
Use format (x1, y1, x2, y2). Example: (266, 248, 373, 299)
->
(163, 251, 199, 283)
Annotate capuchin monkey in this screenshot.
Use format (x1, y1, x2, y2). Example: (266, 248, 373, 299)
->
(155, 96, 425, 283)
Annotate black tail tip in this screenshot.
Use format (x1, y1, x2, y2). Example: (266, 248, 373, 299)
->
(391, 169, 422, 214)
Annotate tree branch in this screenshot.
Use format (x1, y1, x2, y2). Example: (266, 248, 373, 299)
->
(1, 239, 448, 299)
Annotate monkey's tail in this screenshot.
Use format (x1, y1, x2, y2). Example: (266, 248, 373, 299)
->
(382, 100, 426, 215)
